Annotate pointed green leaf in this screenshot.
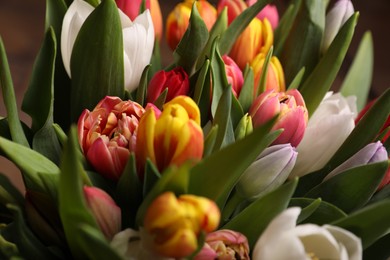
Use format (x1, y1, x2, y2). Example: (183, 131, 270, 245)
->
(203, 124, 219, 158)
(153, 88, 168, 110)
(193, 59, 210, 104)
(148, 40, 162, 81)
(332, 199, 390, 249)
(212, 87, 233, 152)
(189, 118, 281, 208)
(53, 123, 67, 147)
(363, 233, 390, 260)
(238, 66, 254, 113)
(370, 184, 390, 204)
(219, 0, 272, 54)
(135, 65, 151, 107)
(0, 38, 29, 147)
(143, 160, 161, 198)
(294, 198, 321, 223)
(287, 67, 305, 90)
(231, 93, 244, 129)
(0, 235, 19, 259)
(340, 31, 373, 111)
(299, 13, 359, 115)
(257, 46, 273, 96)
(305, 161, 388, 213)
(0, 174, 24, 208)
(70, 0, 124, 121)
(223, 178, 298, 247)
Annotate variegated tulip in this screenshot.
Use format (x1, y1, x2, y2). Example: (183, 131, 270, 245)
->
(144, 192, 220, 258)
(166, 0, 217, 50)
(195, 229, 250, 260)
(253, 207, 362, 260)
(116, 0, 163, 40)
(136, 96, 203, 173)
(83, 186, 121, 240)
(246, 2, 279, 30)
(78, 96, 144, 180)
(61, 0, 154, 92)
(222, 55, 244, 98)
(146, 67, 190, 103)
(217, 0, 247, 25)
(251, 53, 286, 96)
(249, 89, 308, 147)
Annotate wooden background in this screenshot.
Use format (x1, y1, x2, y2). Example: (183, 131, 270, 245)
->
(1, 0, 390, 192)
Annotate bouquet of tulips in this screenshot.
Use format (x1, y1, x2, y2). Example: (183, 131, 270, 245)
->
(0, 0, 389, 259)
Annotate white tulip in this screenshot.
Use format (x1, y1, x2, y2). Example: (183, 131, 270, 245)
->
(61, 0, 154, 92)
(289, 92, 357, 178)
(252, 207, 362, 260)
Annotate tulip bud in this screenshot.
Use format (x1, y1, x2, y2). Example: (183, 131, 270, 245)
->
(217, 0, 247, 25)
(83, 186, 121, 240)
(323, 141, 388, 181)
(144, 192, 220, 258)
(235, 114, 253, 140)
(246, 2, 279, 30)
(195, 229, 250, 260)
(166, 0, 217, 50)
(222, 55, 244, 98)
(321, 0, 354, 53)
(236, 144, 297, 200)
(78, 96, 145, 180)
(249, 89, 308, 147)
(136, 96, 203, 174)
(146, 67, 190, 104)
(251, 53, 286, 96)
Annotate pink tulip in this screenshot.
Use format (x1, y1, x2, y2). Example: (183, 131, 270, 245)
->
(249, 89, 308, 147)
(78, 96, 145, 180)
(222, 55, 244, 97)
(146, 67, 190, 103)
(246, 2, 279, 30)
(217, 0, 247, 25)
(83, 186, 121, 240)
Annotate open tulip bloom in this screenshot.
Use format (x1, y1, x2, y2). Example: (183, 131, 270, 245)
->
(0, 0, 390, 259)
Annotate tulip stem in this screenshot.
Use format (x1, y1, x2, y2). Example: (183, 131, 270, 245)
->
(221, 191, 244, 224)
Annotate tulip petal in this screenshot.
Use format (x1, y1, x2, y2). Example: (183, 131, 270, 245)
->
(324, 225, 362, 260)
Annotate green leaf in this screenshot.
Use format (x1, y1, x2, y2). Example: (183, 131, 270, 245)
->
(363, 233, 390, 260)
(219, 0, 272, 54)
(332, 199, 390, 249)
(0, 136, 59, 198)
(45, 0, 67, 34)
(231, 93, 245, 130)
(238, 66, 254, 113)
(193, 59, 210, 104)
(223, 178, 298, 247)
(0, 174, 24, 208)
(143, 160, 161, 198)
(174, 3, 209, 75)
(203, 124, 219, 158)
(53, 123, 67, 147)
(22, 28, 61, 164)
(370, 184, 390, 204)
(135, 65, 151, 107)
(305, 162, 388, 213)
(59, 126, 106, 259)
(70, 0, 124, 121)
(340, 31, 373, 111)
(189, 118, 281, 209)
(256, 46, 273, 96)
(0, 235, 19, 259)
(84, 0, 100, 7)
(212, 87, 233, 152)
(287, 67, 305, 90)
(299, 13, 359, 115)
(294, 198, 321, 223)
(0, 38, 29, 147)
(281, 0, 326, 84)
(148, 40, 162, 81)
(153, 88, 168, 110)
(289, 198, 346, 225)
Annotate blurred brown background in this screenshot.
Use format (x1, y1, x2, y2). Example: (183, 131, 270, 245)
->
(1, 0, 390, 192)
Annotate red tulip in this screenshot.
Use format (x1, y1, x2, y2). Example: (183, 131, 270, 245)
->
(222, 55, 244, 97)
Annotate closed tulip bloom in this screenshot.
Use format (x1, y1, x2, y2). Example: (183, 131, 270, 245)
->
(235, 114, 253, 140)
(83, 186, 121, 240)
(61, 0, 154, 92)
(146, 67, 190, 103)
(144, 192, 220, 258)
(166, 0, 217, 50)
(236, 144, 297, 200)
(246, 2, 279, 30)
(222, 55, 244, 98)
(116, 0, 163, 40)
(217, 0, 247, 25)
(229, 17, 273, 70)
(253, 207, 362, 260)
(249, 89, 308, 147)
(136, 96, 203, 173)
(290, 92, 357, 178)
(324, 141, 388, 181)
(321, 0, 354, 53)
(251, 53, 286, 96)
(195, 229, 250, 260)
(78, 96, 145, 180)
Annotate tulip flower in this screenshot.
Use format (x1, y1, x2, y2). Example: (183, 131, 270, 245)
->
(253, 207, 362, 260)
(217, 0, 247, 25)
(323, 141, 388, 181)
(236, 144, 297, 200)
(222, 55, 244, 98)
(146, 67, 190, 104)
(61, 0, 154, 92)
(144, 192, 220, 258)
(289, 92, 357, 178)
(166, 0, 217, 50)
(78, 96, 145, 180)
(136, 96, 203, 174)
(321, 0, 354, 53)
(249, 89, 308, 147)
(195, 229, 250, 259)
(251, 53, 285, 96)
(83, 186, 121, 240)
(246, 2, 279, 30)
(116, 0, 163, 40)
